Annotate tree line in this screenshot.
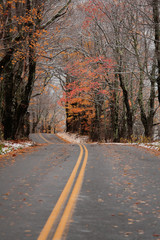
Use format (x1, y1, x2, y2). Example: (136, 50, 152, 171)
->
(0, 0, 160, 142)
(58, 0, 160, 142)
(0, 0, 71, 140)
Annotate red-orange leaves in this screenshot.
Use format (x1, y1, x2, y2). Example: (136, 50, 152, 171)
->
(81, 0, 106, 29)
(61, 56, 115, 135)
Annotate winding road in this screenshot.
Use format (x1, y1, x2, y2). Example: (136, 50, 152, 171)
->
(0, 133, 160, 240)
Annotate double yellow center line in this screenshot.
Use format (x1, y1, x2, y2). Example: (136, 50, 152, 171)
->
(39, 133, 54, 144)
(38, 134, 88, 240)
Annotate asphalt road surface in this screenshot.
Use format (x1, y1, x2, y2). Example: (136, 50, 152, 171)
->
(0, 133, 160, 240)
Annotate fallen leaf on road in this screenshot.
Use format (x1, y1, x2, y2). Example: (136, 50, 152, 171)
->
(2, 196, 8, 200)
(124, 232, 132, 237)
(128, 219, 134, 224)
(3, 192, 10, 196)
(118, 213, 124, 216)
(98, 198, 104, 203)
(138, 230, 144, 234)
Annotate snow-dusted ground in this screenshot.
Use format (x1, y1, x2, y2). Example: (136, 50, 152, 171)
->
(0, 141, 33, 155)
(57, 132, 160, 152)
(57, 132, 89, 144)
(136, 142, 160, 151)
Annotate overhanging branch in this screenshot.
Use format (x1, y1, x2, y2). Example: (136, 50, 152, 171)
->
(41, 0, 71, 29)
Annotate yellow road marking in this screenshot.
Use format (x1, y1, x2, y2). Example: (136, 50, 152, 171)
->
(55, 134, 71, 144)
(52, 144, 88, 240)
(37, 144, 84, 240)
(39, 133, 54, 144)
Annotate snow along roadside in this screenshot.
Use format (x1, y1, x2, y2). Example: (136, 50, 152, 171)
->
(57, 132, 160, 151)
(56, 132, 89, 144)
(1, 132, 159, 155)
(0, 141, 34, 155)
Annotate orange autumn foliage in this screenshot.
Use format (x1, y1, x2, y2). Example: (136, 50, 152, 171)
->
(60, 56, 115, 134)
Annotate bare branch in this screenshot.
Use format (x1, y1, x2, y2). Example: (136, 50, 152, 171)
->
(41, 0, 71, 29)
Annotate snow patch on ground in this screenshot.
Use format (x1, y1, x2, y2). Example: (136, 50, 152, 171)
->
(57, 132, 89, 144)
(138, 142, 160, 151)
(0, 141, 34, 155)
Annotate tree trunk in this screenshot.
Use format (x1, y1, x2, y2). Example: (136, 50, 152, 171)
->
(152, 0, 160, 104)
(138, 76, 155, 139)
(118, 72, 133, 139)
(119, 102, 127, 139)
(2, 61, 14, 139)
(13, 47, 36, 139)
(144, 121, 154, 138)
(110, 77, 119, 141)
(90, 95, 103, 142)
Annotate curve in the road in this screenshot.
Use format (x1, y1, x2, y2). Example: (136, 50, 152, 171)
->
(38, 133, 55, 144)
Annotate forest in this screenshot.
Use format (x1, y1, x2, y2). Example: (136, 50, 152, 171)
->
(0, 0, 160, 142)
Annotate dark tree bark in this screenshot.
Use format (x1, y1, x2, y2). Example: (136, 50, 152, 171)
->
(14, 50, 36, 138)
(152, 0, 160, 104)
(118, 68, 133, 139)
(2, 62, 14, 139)
(109, 76, 119, 142)
(1, 2, 14, 139)
(90, 93, 104, 142)
(138, 76, 156, 139)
